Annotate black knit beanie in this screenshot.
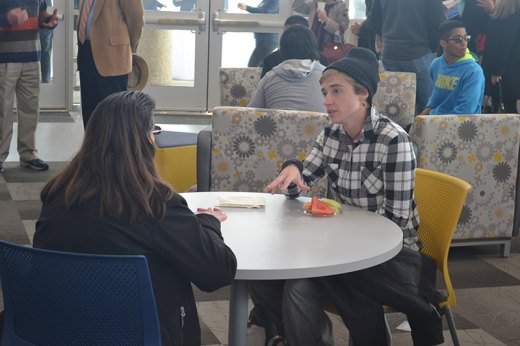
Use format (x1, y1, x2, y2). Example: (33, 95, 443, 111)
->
(324, 47, 380, 98)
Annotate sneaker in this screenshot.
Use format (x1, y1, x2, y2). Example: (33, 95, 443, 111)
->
(20, 158, 49, 171)
(267, 336, 287, 346)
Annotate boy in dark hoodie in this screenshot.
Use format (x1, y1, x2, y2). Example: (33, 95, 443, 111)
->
(421, 20, 485, 115)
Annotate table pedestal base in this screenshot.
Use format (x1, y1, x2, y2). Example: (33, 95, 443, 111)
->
(228, 280, 249, 346)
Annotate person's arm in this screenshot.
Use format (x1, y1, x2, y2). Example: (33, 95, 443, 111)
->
(321, 2, 349, 35)
(292, 0, 312, 15)
(287, 131, 328, 198)
(264, 130, 327, 198)
(39, 0, 59, 30)
(246, 0, 279, 14)
(155, 194, 237, 292)
(451, 66, 485, 114)
(381, 132, 417, 230)
(122, 0, 145, 52)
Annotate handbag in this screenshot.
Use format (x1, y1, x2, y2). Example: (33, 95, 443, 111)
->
(322, 41, 355, 64)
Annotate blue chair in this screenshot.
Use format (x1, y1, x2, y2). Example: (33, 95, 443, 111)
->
(0, 240, 161, 346)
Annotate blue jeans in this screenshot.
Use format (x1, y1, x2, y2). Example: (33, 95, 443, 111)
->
(248, 37, 278, 67)
(382, 53, 435, 114)
(39, 29, 53, 83)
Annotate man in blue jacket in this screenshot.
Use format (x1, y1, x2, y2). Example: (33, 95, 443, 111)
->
(421, 20, 485, 115)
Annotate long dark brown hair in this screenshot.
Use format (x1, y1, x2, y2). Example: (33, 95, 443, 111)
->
(41, 91, 173, 223)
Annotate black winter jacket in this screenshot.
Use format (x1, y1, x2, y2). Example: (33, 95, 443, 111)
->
(34, 191, 237, 346)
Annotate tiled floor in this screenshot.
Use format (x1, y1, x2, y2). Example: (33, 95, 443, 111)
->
(1, 113, 520, 345)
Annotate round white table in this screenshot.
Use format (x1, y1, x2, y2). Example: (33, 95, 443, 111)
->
(182, 192, 403, 346)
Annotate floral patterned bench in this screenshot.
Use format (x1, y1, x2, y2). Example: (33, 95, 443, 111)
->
(409, 114, 520, 256)
(219, 68, 262, 106)
(197, 106, 330, 194)
(373, 71, 416, 131)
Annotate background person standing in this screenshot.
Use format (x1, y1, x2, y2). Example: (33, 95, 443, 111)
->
(292, 0, 349, 55)
(0, 0, 58, 173)
(77, 0, 144, 128)
(40, 0, 53, 83)
(482, 0, 520, 113)
(238, 0, 279, 67)
(370, 0, 445, 114)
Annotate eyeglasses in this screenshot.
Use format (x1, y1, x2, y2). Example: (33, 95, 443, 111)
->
(447, 35, 471, 43)
(152, 125, 162, 135)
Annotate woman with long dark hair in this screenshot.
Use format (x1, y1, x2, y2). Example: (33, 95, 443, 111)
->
(34, 91, 237, 346)
(248, 24, 326, 112)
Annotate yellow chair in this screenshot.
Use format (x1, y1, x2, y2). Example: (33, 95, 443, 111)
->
(154, 131, 198, 192)
(327, 168, 471, 346)
(383, 168, 471, 346)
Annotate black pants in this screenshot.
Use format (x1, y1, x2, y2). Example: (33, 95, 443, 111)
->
(250, 249, 444, 346)
(78, 41, 128, 128)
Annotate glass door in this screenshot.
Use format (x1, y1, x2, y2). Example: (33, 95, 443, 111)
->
(139, 0, 289, 111)
(39, 0, 73, 110)
(54, 0, 291, 112)
(137, 0, 211, 112)
(207, 0, 290, 109)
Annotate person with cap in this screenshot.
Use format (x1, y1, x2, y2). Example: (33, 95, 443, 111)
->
(77, 0, 144, 128)
(255, 48, 445, 345)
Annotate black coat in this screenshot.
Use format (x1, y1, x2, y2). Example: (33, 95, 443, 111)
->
(482, 10, 520, 100)
(34, 191, 237, 346)
(461, 0, 492, 53)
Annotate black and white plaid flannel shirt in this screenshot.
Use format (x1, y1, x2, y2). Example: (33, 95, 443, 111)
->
(286, 108, 421, 250)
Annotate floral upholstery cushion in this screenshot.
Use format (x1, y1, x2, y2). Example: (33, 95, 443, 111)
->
(409, 114, 520, 241)
(219, 68, 262, 106)
(373, 71, 416, 130)
(210, 106, 330, 194)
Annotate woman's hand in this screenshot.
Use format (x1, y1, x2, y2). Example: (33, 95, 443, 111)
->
(350, 22, 362, 36)
(264, 164, 310, 194)
(317, 8, 329, 22)
(197, 207, 228, 222)
(491, 75, 502, 85)
(237, 3, 246, 10)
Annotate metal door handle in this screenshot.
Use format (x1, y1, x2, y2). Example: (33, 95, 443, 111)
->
(155, 10, 206, 32)
(212, 11, 260, 31)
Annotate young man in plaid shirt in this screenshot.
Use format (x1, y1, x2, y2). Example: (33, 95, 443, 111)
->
(251, 48, 444, 346)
